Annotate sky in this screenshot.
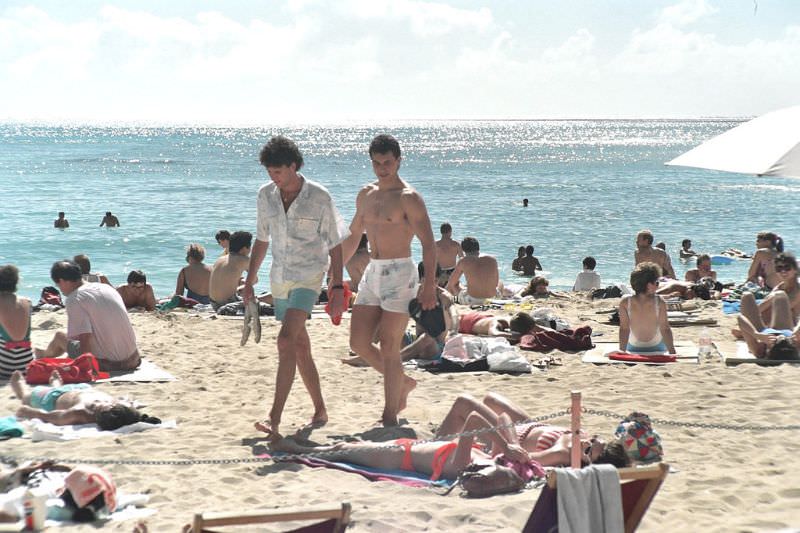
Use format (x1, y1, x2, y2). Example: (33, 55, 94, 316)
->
(0, 0, 798, 124)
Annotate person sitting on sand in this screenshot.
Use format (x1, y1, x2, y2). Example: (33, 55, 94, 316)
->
(513, 245, 543, 276)
(634, 229, 675, 279)
(679, 239, 697, 260)
(37, 260, 140, 371)
(10, 370, 159, 429)
(518, 276, 567, 299)
(54, 211, 69, 229)
(99, 211, 120, 227)
(0, 265, 33, 381)
(345, 233, 370, 289)
(685, 254, 717, 283)
(273, 392, 633, 484)
(747, 231, 784, 289)
(209, 231, 253, 310)
(656, 277, 717, 301)
(619, 262, 676, 354)
(572, 256, 602, 291)
(446, 237, 502, 305)
(215, 229, 230, 255)
(73, 254, 111, 285)
(174, 243, 212, 305)
(740, 253, 800, 329)
(117, 270, 157, 311)
(435, 223, 464, 288)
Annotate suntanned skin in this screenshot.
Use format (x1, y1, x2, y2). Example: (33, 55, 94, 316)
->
(117, 282, 157, 311)
(340, 149, 437, 427)
(634, 234, 675, 279)
(244, 162, 346, 441)
(0, 291, 31, 342)
(514, 254, 542, 276)
(209, 250, 250, 302)
(11, 370, 117, 426)
(436, 230, 463, 270)
(737, 290, 800, 358)
(447, 252, 500, 299)
(619, 282, 676, 353)
(54, 213, 69, 228)
(685, 259, 717, 282)
(99, 213, 120, 227)
(747, 236, 780, 289)
(175, 258, 211, 298)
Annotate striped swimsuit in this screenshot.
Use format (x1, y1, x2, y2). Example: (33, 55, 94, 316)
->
(0, 319, 33, 381)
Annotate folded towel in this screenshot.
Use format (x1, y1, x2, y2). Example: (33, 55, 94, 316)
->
(0, 415, 24, 439)
(555, 464, 624, 533)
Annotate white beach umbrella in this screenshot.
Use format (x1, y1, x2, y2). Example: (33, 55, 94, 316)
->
(666, 105, 800, 178)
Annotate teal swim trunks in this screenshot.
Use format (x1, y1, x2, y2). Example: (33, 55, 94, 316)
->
(30, 383, 91, 412)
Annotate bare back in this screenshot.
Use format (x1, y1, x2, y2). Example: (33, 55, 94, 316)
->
(0, 295, 31, 340)
(621, 294, 661, 343)
(180, 262, 211, 296)
(635, 247, 674, 278)
(209, 253, 249, 301)
(436, 238, 463, 270)
(458, 255, 500, 299)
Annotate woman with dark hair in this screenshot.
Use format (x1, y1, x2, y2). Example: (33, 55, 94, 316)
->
(619, 262, 676, 354)
(748, 231, 783, 289)
(0, 265, 33, 381)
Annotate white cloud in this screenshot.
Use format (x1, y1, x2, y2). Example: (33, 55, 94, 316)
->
(659, 0, 718, 27)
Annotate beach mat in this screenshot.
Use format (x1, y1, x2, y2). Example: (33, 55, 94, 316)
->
(721, 342, 800, 367)
(582, 341, 699, 365)
(96, 359, 176, 382)
(267, 452, 455, 488)
(25, 418, 177, 442)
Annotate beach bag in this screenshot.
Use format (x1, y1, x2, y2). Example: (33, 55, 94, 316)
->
(25, 354, 110, 385)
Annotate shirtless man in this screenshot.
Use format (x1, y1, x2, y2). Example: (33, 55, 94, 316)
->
(99, 211, 120, 227)
(435, 223, 464, 287)
(513, 245, 543, 276)
(209, 231, 252, 310)
(679, 239, 697, 260)
(684, 254, 717, 283)
(54, 211, 69, 229)
(619, 262, 676, 354)
(345, 233, 370, 289)
(10, 370, 157, 430)
(340, 134, 437, 426)
(446, 237, 501, 305)
(116, 270, 157, 311)
(634, 229, 675, 279)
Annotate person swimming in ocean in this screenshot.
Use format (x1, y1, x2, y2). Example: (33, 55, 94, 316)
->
(99, 211, 120, 227)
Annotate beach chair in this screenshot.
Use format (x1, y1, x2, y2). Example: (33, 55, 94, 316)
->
(522, 463, 669, 533)
(190, 502, 351, 533)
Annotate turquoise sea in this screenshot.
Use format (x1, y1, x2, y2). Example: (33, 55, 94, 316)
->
(2, 120, 798, 301)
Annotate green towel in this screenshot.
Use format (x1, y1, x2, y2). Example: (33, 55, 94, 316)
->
(0, 415, 23, 440)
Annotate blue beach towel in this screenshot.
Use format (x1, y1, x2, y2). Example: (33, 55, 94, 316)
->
(0, 415, 24, 440)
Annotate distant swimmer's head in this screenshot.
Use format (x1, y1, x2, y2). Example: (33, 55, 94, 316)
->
(229, 231, 253, 255)
(368, 134, 401, 159)
(0, 264, 19, 293)
(655, 242, 666, 251)
(461, 237, 480, 255)
(105, 211, 112, 217)
(260, 135, 304, 171)
(630, 262, 661, 295)
(509, 312, 536, 335)
(73, 254, 91, 274)
(582, 256, 597, 270)
(58, 211, 65, 218)
(681, 239, 692, 250)
(517, 246, 525, 257)
(126, 270, 147, 287)
(523, 198, 529, 207)
(186, 243, 205, 263)
(51, 260, 82, 284)
(525, 245, 534, 256)
(636, 230, 654, 248)
(440, 222, 452, 237)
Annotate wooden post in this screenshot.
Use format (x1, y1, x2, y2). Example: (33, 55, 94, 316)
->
(570, 391, 582, 469)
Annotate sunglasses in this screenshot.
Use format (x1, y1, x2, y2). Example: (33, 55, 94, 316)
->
(775, 265, 795, 273)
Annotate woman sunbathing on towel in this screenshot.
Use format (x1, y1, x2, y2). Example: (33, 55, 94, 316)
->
(619, 263, 676, 355)
(10, 370, 160, 430)
(456, 310, 537, 338)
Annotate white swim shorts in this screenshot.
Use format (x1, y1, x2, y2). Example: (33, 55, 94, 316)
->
(354, 257, 418, 314)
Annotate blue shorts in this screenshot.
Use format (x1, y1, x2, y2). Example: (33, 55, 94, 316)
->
(626, 341, 667, 354)
(274, 288, 319, 321)
(30, 383, 91, 412)
(762, 328, 793, 337)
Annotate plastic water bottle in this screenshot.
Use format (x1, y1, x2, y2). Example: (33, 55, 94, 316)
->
(698, 327, 712, 359)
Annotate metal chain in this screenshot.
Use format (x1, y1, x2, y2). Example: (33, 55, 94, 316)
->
(4, 406, 798, 467)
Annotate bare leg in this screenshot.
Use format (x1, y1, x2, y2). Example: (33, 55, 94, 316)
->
(768, 291, 794, 330)
(255, 310, 311, 440)
(292, 317, 327, 427)
(349, 305, 385, 371)
(739, 292, 766, 331)
(483, 392, 530, 423)
(10, 371, 32, 403)
(400, 334, 439, 361)
(737, 314, 767, 357)
(436, 394, 498, 438)
(378, 311, 417, 426)
(34, 331, 68, 358)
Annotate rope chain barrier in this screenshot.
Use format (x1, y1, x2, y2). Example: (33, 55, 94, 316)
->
(2, 407, 798, 467)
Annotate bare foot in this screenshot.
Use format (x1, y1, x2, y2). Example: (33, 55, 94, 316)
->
(398, 376, 417, 412)
(731, 328, 743, 340)
(254, 419, 283, 442)
(340, 356, 369, 367)
(10, 371, 25, 399)
(308, 409, 328, 428)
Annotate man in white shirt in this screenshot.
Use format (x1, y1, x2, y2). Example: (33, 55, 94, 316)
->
(36, 261, 140, 371)
(573, 256, 602, 291)
(244, 136, 349, 441)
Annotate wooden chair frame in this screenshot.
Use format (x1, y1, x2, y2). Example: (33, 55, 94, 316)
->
(191, 502, 351, 533)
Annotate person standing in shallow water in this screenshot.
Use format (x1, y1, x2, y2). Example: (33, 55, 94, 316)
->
(245, 135, 349, 441)
(100, 211, 120, 227)
(54, 212, 69, 228)
(340, 134, 438, 427)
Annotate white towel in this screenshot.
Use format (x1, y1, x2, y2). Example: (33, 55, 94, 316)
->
(555, 464, 624, 533)
(26, 419, 177, 442)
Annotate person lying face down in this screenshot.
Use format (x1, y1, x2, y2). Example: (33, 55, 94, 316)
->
(10, 371, 159, 430)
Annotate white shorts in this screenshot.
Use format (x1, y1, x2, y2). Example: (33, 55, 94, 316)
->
(354, 257, 418, 314)
(457, 289, 490, 306)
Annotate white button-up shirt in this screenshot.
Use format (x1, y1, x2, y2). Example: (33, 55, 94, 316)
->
(256, 175, 349, 284)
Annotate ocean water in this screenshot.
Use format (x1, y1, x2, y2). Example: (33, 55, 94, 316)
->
(2, 120, 798, 301)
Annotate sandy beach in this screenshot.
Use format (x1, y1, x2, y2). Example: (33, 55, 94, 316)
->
(3, 296, 800, 532)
